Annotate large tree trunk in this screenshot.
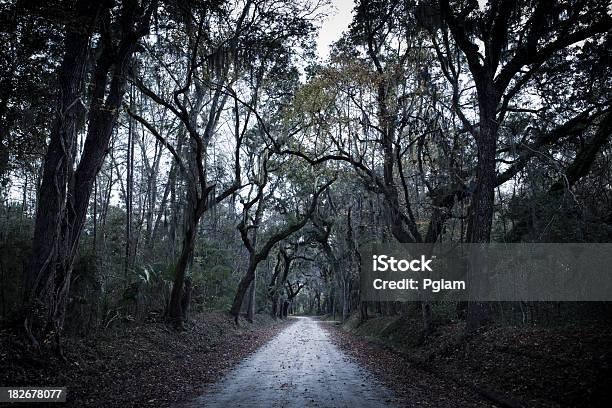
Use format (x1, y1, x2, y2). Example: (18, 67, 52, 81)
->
(166, 204, 200, 327)
(268, 249, 290, 319)
(470, 103, 498, 243)
(23, 1, 99, 347)
(246, 270, 256, 322)
(230, 260, 256, 321)
(270, 295, 279, 318)
(467, 87, 500, 332)
(282, 300, 290, 318)
(359, 300, 368, 321)
(23, 0, 154, 347)
(124, 83, 135, 279)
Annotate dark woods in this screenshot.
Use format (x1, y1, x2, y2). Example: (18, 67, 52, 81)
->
(0, 0, 611, 355)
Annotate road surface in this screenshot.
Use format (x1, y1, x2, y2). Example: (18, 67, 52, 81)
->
(186, 316, 396, 407)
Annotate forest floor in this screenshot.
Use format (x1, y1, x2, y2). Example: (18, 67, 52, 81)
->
(324, 314, 612, 408)
(0, 311, 292, 407)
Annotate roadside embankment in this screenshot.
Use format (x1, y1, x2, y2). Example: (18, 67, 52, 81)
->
(324, 314, 612, 407)
(0, 312, 293, 407)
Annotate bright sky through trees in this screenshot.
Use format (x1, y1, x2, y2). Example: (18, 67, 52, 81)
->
(316, 0, 353, 60)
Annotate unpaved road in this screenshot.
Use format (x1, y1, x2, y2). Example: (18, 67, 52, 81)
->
(186, 316, 396, 407)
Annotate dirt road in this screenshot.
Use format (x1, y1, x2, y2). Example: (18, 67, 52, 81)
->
(186, 316, 396, 407)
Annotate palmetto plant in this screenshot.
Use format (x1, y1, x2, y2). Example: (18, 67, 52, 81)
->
(121, 264, 173, 320)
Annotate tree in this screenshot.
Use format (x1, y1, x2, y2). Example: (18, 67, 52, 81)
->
(130, 1, 250, 326)
(432, 0, 611, 329)
(267, 246, 293, 318)
(229, 146, 333, 321)
(23, 0, 156, 349)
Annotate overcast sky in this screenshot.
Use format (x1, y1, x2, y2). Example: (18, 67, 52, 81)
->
(314, 0, 490, 60)
(316, 0, 354, 60)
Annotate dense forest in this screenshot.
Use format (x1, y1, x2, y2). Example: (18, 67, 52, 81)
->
(0, 0, 611, 406)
